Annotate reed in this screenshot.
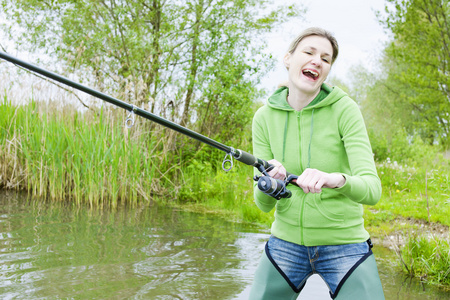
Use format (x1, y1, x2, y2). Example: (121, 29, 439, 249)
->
(0, 98, 164, 207)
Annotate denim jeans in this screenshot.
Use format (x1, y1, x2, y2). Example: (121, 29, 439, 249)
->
(267, 235, 370, 295)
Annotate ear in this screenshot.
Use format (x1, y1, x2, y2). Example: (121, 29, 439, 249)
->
(283, 53, 291, 69)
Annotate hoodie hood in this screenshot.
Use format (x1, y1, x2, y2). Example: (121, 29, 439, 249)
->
(267, 84, 347, 111)
(265, 84, 349, 164)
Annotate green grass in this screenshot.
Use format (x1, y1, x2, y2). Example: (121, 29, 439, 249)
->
(362, 158, 450, 289)
(176, 158, 274, 227)
(375, 159, 450, 226)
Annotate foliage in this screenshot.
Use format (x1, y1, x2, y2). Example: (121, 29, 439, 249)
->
(368, 126, 440, 163)
(0, 0, 301, 136)
(401, 234, 450, 286)
(176, 140, 274, 226)
(337, 64, 441, 163)
(3, 98, 450, 288)
(375, 0, 450, 146)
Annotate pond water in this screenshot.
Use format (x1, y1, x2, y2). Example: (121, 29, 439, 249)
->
(0, 191, 449, 299)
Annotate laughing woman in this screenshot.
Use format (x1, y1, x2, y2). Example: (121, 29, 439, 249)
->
(249, 28, 385, 299)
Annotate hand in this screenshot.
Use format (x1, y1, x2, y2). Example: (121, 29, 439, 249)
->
(292, 168, 345, 193)
(267, 159, 286, 180)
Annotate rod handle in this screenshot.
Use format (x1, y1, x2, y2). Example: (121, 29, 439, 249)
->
(234, 149, 293, 177)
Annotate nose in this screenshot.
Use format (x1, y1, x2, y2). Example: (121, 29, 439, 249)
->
(310, 55, 322, 67)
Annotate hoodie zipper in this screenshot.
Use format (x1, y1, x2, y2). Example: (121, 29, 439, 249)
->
(297, 110, 305, 244)
(298, 108, 315, 244)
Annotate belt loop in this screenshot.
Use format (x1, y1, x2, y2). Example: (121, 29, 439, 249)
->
(367, 238, 373, 249)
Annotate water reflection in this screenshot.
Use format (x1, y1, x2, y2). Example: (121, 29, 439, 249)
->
(0, 191, 449, 299)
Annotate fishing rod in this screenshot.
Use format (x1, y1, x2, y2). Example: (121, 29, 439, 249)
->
(0, 50, 297, 200)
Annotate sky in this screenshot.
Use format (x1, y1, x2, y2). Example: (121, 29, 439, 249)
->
(261, 0, 390, 91)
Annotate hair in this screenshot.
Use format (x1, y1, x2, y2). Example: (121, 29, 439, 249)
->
(287, 27, 339, 64)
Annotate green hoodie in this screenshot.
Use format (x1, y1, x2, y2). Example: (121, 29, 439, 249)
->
(252, 85, 381, 246)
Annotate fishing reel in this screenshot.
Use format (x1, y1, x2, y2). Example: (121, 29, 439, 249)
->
(253, 171, 298, 200)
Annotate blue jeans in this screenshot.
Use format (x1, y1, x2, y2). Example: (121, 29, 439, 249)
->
(267, 236, 370, 296)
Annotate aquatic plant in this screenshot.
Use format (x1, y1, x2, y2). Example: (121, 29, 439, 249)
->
(400, 234, 450, 287)
(0, 99, 162, 207)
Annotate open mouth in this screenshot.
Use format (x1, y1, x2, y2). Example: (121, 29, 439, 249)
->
(302, 69, 319, 80)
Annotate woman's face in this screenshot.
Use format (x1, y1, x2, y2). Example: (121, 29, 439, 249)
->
(283, 35, 333, 95)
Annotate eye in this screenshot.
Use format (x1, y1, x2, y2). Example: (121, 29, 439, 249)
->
(304, 51, 312, 55)
(322, 57, 331, 63)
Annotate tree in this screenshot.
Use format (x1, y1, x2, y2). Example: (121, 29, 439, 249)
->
(377, 0, 450, 146)
(0, 0, 302, 144)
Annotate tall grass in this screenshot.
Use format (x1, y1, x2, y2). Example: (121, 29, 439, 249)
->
(0, 98, 162, 207)
(400, 234, 450, 287)
(2, 97, 449, 222)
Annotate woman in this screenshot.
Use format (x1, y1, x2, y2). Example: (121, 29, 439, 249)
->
(249, 27, 385, 299)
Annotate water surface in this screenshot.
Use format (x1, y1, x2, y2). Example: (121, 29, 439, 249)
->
(0, 191, 448, 299)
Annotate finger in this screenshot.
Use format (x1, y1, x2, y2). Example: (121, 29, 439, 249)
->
(276, 166, 287, 179)
(268, 159, 282, 169)
(309, 174, 325, 193)
(267, 161, 286, 180)
(297, 180, 311, 194)
(311, 175, 328, 193)
(268, 167, 283, 180)
(314, 177, 328, 192)
(273, 169, 285, 180)
(298, 171, 315, 191)
(297, 169, 323, 193)
(311, 180, 323, 193)
(267, 166, 279, 177)
(295, 173, 309, 193)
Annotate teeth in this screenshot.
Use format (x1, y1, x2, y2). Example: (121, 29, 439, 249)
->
(304, 69, 319, 77)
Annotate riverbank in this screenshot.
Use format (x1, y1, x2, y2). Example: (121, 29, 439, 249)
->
(1, 99, 449, 289)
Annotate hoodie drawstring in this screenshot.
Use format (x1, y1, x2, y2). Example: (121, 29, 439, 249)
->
(307, 109, 315, 168)
(282, 109, 314, 167)
(282, 111, 289, 162)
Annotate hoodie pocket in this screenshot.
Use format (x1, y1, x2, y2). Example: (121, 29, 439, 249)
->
(274, 195, 299, 226)
(303, 193, 344, 228)
(275, 197, 292, 213)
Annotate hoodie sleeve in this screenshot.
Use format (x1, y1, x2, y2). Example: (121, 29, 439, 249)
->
(334, 98, 382, 205)
(252, 107, 277, 212)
